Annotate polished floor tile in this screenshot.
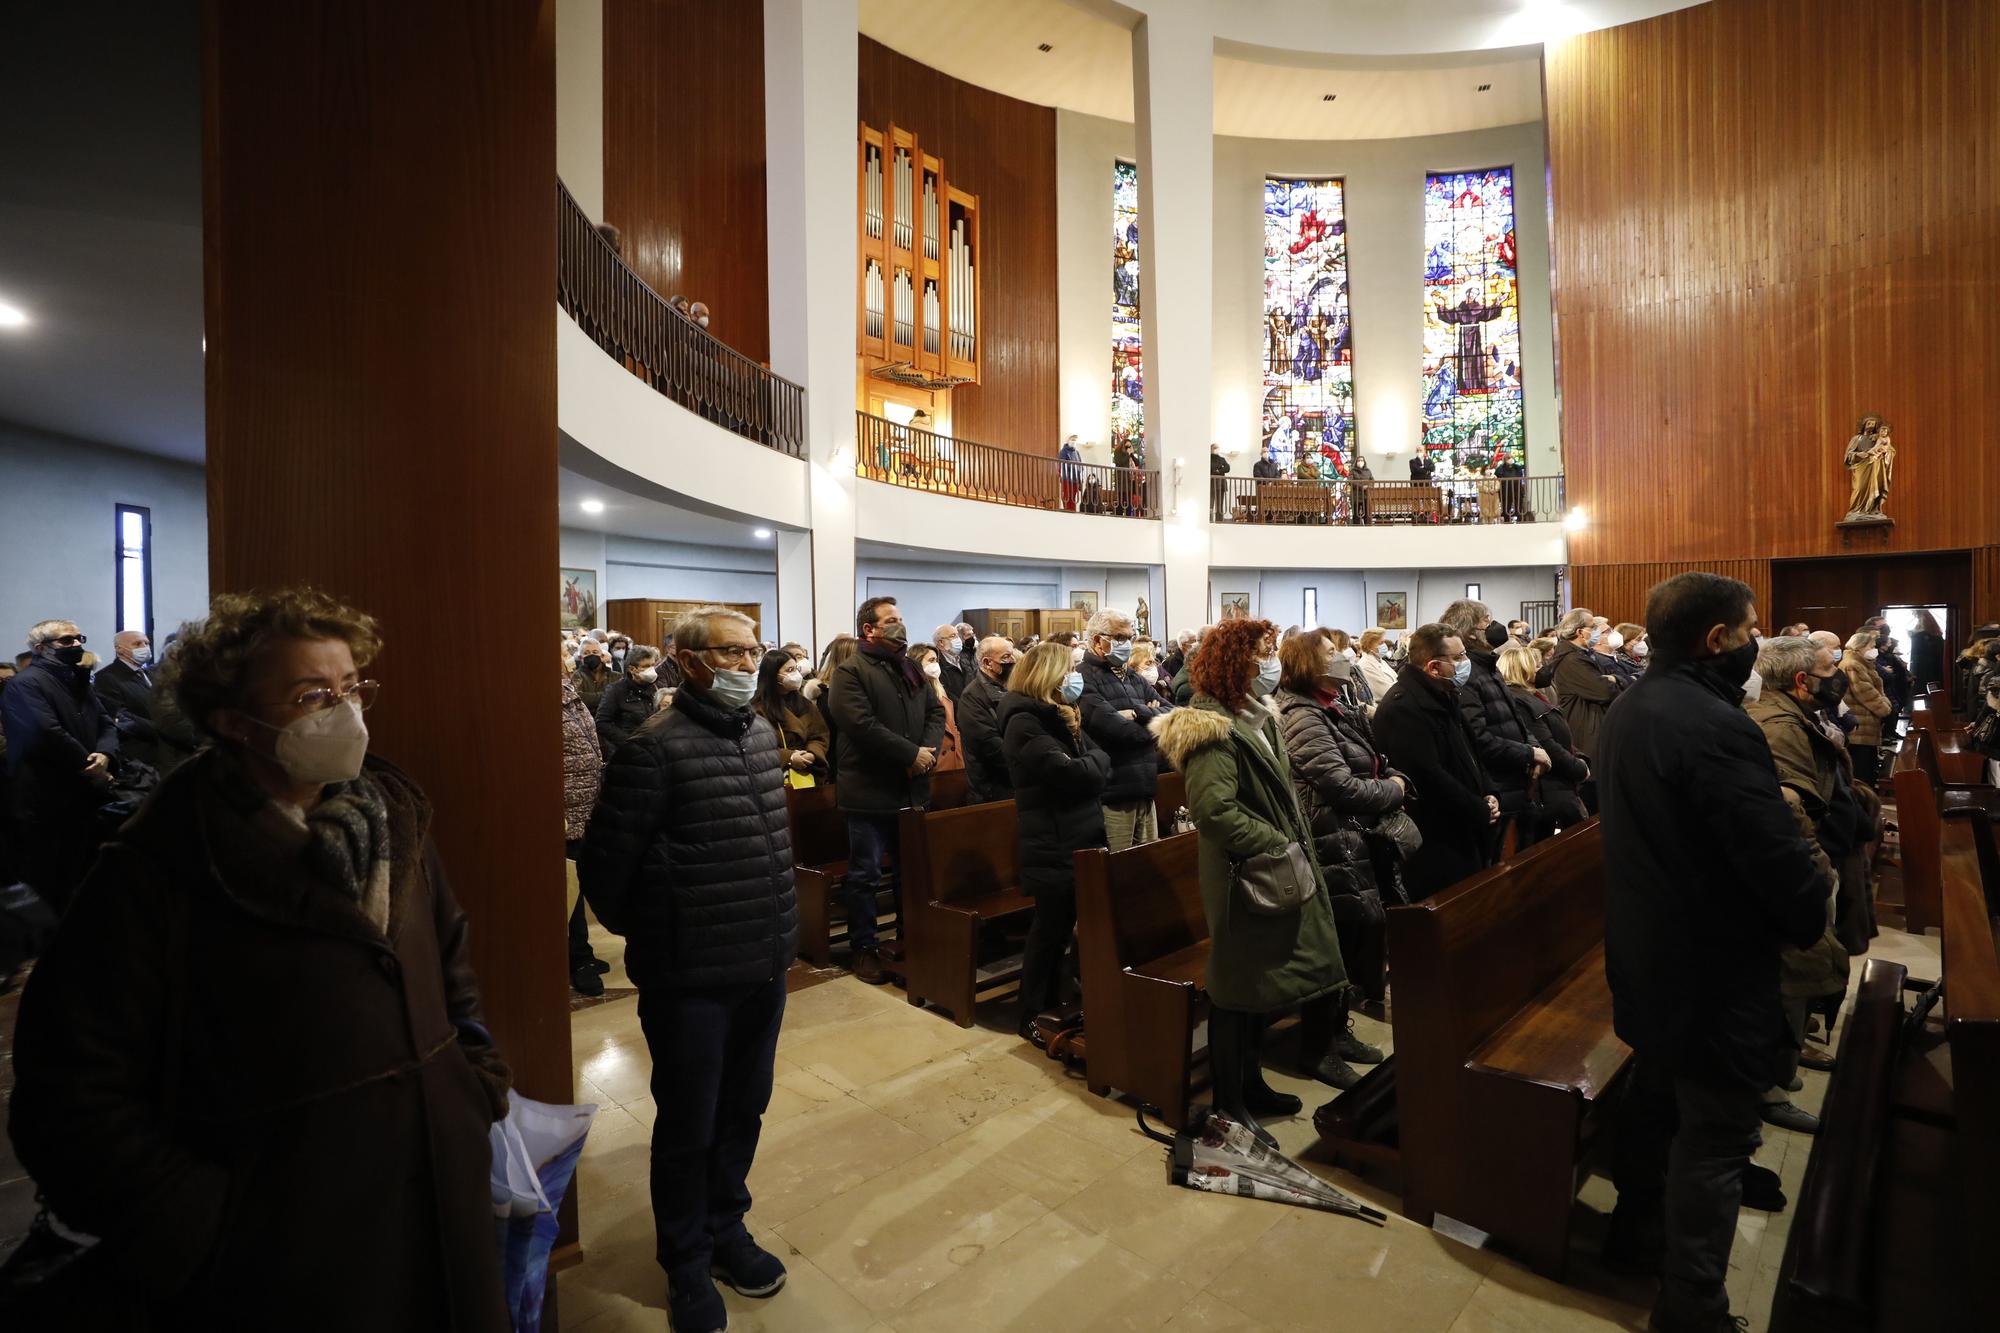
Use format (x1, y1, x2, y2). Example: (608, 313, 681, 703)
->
(563, 923, 1943, 1333)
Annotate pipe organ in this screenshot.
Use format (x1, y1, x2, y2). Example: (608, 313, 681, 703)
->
(858, 121, 979, 388)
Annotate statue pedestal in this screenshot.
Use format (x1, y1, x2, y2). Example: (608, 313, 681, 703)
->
(1836, 512, 1894, 547)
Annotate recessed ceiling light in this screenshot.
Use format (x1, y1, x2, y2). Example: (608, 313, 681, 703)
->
(1037, 42, 1053, 52)
(1322, 93, 1337, 102)
(0, 301, 28, 329)
(753, 528, 772, 539)
(1477, 83, 1493, 92)
(580, 499, 606, 514)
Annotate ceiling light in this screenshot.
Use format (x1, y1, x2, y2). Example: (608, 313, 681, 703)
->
(1477, 83, 1493, 92)
(753, 528, 772, 539)
(580, 499, 606, 514)
(0, 301, 28, 329)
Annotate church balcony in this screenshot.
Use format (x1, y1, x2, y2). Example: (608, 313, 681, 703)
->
(855, 411, 1161, 520)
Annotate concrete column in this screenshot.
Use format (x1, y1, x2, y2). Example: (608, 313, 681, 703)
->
(1132, 9, 1214, 639)
(774, 528, 816, 651)
(556, 0, 603, 219)
(765, 0, 858, 655)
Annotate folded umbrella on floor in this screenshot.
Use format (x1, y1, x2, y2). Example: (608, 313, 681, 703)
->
(1138, 1105, 1386, 1224)
(491, 1096, 598, 1333)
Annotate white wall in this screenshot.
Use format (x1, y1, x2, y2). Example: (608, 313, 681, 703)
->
(1208, 564, 1559, 631)
(1056, 112, 1560, 480)
(0, 424, 209, 650)
(556, 0, 604, 219)
(853, 556, 1159, 640)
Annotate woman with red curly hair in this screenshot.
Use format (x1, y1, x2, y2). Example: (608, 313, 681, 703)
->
(1149, 617, 1344, 1148)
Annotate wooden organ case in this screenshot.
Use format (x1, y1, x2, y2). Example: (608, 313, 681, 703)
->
(858, 122, 979, 391)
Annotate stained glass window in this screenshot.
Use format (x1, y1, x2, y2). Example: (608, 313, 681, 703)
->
(1111, 160, 1144, 465)
(1261, 177, 1356, 483)
(1421, 167, 1524, 476)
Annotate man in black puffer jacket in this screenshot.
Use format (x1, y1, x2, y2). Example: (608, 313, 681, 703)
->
(579, 606, 798, 1333)
(1442, 599, 1550, 856)
(1078, 608, 1172, 849)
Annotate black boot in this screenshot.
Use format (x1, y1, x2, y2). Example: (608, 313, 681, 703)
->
(1241, 1012, 1302, 1118)
(1208, 1009, 1280, 1150)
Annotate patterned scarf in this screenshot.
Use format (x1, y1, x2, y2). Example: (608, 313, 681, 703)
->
(300, 774, 393, 934)
(860, 635, 922, 689)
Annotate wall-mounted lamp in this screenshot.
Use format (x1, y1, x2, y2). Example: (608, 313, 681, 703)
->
(1563, 506, 1588, 532)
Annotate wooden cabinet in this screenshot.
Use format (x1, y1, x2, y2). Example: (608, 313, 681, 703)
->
(605, 598, 764, 648)
(958, 608, 1087, 642)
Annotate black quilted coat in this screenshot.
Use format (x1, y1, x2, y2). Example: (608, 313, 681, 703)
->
(1456, 641, 1538, 792)
(998, 693, 1110, 896)
(1271, 687, 1407, 911)
(578, 686, 798, 990)
(1077, 653, 1171, 803)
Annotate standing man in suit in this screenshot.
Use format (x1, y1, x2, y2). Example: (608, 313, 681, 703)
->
(92, 630, 158, 769)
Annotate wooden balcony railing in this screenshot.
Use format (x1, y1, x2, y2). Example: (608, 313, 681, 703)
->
(855, 413, 1161, 519)
(1210, 473, 1565, 526)
(557, 181, 805, 458)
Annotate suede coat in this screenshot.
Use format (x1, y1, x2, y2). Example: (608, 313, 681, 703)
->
(1151, 696, 1344, 1015)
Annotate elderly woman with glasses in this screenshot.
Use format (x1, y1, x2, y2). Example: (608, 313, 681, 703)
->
(7, 588, 513, 1329)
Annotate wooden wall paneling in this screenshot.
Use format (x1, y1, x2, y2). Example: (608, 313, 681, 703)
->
(1974, 547, 2000, 628)
(1568, 560, 1772, 631)
(858, 36, 1058, 453)
(604, 0, 770, 364)
(202, 0, 568, 1121)
(1546, 0, 2000, 569)
(1768, 551, 1972, 645)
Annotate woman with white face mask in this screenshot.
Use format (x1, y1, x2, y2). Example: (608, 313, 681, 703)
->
(906, 643, 965, 773)
(7, 588, 514, 1327)
(1609, 622, 1649, 686)
(751, 648, 831, 783)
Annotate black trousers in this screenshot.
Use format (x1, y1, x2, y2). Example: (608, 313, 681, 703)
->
(636, 970, 787, 1282)
(1019, 876, 1077, 1018)
(1847, 740, 1881, 787)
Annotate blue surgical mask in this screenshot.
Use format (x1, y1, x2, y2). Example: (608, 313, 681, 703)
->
(1586, 629, 1603, 648)
(130, 647, 153, 666)
(707, 667, 756, 709)
(1061, 671, 1084, 703)
(1452, 657, 1472, 687)
(1258, 657, 1281, 688)
(1109, 639, 1133, 664)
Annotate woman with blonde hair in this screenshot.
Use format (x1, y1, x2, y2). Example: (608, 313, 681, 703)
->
(1128, 640, 1172, 703)
(1355, 626, 1399, 703)
(1150, 618, 1343, 1146)
(999, 641, 1110, 1042)
(1839, 629, 1893, 784)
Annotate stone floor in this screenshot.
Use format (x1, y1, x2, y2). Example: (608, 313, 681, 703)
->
(558, 915, 1944, 1333)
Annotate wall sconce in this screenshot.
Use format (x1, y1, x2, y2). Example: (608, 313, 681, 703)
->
(1563, 506, 1588, 532)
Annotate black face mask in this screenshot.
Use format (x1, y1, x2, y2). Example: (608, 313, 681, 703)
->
(1704, 637, 1760, 689)
(581, 657, 603, 672)
(997, 660, 1014, 683)
(52, 645, 85, 668)
(1810, 671, 1848, 711)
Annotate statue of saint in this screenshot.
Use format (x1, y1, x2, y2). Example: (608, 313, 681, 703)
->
(1136, 596, 1150, 638)
(1843, 414, 1895, 520)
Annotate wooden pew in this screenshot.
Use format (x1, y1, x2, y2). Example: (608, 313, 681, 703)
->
(1319, 819, 1628, 1278)
(897, 798, 1034, 1025)
(1072, 832, 1208, 1125)
(1889, 731, 2000, 934)
(1152, 768, 1185, 834)
(786, 768, 976, 967)
(1771, 812, 1998, 1331)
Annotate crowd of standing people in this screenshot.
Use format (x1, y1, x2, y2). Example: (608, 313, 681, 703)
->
(0, 578, 1950, 1332)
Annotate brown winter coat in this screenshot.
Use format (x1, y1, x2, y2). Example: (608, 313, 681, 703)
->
(1839, 651, 1892, 747)
(1743, 690, 1848, 999)
(1549, 637, 1619, 760)
(563, 672, 605, 840)
(7, 750, 513, 1330)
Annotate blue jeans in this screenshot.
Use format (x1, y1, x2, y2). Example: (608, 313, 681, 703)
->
(841, 812, 899, 952)
(637, 971, 787, 1282)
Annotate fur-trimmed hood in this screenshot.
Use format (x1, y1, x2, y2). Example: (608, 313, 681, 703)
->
(1149, 696, 1276, 771)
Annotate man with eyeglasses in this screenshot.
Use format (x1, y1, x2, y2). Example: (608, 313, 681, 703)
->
(1370, 621, 1500, 900)
(1, 619, 121, 913)
(579, 605, 798, 1333)
(1078, 608, 1172, 850)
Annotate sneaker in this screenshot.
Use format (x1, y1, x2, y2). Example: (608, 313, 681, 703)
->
(1760, 1101, 1820, 1135)
(850, 948, 886, 985)
(1741, 1163, 1786, 1212)
(711, 1235, 788, 1298)
(569, 964, 605, 998)
(1313, 1051, 1363, 1089)
(668, 1273, 728, 1332)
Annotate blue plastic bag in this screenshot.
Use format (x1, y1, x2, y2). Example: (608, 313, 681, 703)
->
(490, 1095, 597, 1332)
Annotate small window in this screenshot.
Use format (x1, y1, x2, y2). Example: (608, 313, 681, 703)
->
(116, 504, 153, 643)
(1303, 587, 1318, 627)
(1466, 582, 1482, 601)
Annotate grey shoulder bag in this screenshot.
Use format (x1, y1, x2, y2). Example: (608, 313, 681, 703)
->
(1233, 841, 1318, 916)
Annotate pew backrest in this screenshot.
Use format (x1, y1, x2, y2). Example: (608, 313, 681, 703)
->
(929, 768, 972, 811)
(1080, 831, 1203, 972)
(1938, 810, 2000, 1265)
(901, 799, 1019, 906)
(785, 783, 846, 866)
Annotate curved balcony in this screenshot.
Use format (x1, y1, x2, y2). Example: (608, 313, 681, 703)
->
(1211, 474, 1565, 526)
(557, 181, 805, 457)
(855, 412, 1160, 519)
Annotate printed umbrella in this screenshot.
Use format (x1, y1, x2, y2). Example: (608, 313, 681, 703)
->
(1139, 1106, 1386, 1224)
